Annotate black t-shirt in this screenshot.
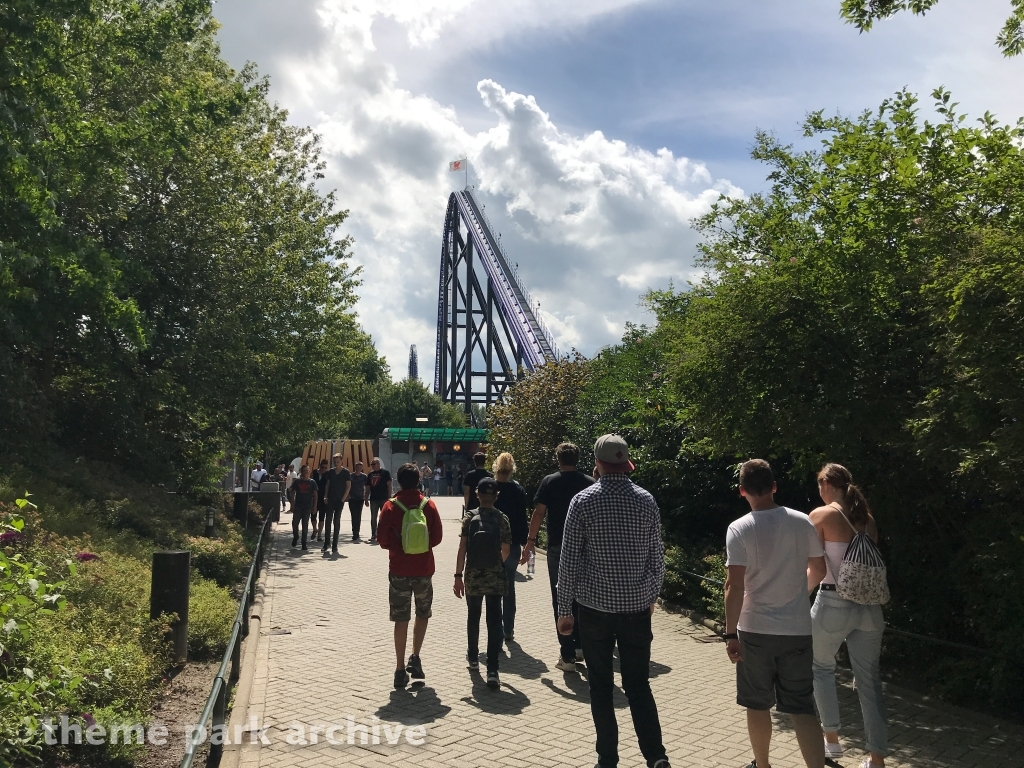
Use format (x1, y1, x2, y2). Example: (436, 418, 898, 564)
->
(312, 469, 330, 504)
(326, 467, 352, 502)
(534, 470, 596, 548)
(291, 477, 319, 512)
(495, 480, 529, 547)
(464, 467, 493, 511)
(367, 469, 392, 501)
(349, 472, 368, 500)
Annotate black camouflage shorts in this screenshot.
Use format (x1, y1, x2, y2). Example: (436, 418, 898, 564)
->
(388, 574, 433, 622)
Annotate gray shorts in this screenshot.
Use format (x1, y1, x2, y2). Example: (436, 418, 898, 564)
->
(736, 631, 815, 715)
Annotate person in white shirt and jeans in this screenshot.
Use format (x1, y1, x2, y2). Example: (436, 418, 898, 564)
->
(724, 459, 827, 768)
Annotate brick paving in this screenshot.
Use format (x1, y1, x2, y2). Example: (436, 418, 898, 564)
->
(234, 496, 1024, 768)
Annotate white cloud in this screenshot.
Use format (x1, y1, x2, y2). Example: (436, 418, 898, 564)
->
(251, 0, 735, 379)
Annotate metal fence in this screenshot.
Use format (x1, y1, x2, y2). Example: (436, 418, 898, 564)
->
(180, 511, 274, 768)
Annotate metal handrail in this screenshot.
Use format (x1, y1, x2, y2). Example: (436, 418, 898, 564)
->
(180, 510, 274, 767)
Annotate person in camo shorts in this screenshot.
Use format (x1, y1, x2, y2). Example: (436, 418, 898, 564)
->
(377, 463, 443, 690)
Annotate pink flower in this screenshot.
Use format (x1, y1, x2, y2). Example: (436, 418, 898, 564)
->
(75, 552, 100, 562)
(0, 531, 22, 545)
(789, 257, 797, 263)
(82, 712, 97, 728)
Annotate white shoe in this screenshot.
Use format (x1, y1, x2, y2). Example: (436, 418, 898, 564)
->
(858, 761, 883, 768)
(554, 657, 577, 672)
(824, 740, 843, 759)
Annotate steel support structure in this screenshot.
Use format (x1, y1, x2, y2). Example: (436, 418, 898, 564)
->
(435, 189, 559, 417)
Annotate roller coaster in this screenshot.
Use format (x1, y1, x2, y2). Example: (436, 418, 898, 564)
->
(434, 188, 560, 417)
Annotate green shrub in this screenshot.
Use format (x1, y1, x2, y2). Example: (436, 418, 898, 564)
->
(188, 578, 237, 658)
(662, 545, 726, 622)
(186, 535, 250, 588)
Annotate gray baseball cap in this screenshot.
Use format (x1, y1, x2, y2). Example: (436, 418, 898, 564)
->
(594, 434, 635, 470)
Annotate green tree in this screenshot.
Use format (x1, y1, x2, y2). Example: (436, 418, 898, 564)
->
(345, 379, 466, 438)
(840, 0, 1024, 56)
(1, 1, 387, 490)
(662, 88, 1024, 710)
(486, 357, 591, 493)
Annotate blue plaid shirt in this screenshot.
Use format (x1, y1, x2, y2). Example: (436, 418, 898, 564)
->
(557, 473, 665, 616)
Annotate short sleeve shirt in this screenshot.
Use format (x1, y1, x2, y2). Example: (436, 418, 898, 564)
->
(463, 468, 493, 511)
(291, 477, 319, 512)
(726, 506, 825, 636)
(367, 469, 392, 501)
(326, 467, 351, 502)
(534, 470, 595, 548)
(460, 509, 511, 596)
(349, 472, 368, 499)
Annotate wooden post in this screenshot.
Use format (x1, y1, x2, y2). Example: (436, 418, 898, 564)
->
(150, 550, 190, 663)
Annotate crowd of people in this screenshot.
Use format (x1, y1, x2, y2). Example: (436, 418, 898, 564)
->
(273, 438, 887, 768)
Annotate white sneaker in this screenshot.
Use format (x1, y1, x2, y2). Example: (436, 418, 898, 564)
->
(824, 740, 843, 759)
(555, 657, 577, 672)
(858, 761, 883, 768)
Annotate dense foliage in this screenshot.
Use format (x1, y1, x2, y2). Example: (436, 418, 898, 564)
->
(0, 0, 389, 492)
(488, 90, 1024, 714)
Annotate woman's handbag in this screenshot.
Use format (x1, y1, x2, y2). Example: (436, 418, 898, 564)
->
(836, 509, 890, 605)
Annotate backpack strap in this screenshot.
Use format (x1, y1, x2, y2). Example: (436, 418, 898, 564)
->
(392, 498, 409, 514)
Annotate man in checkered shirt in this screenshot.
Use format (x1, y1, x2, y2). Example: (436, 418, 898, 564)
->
(557, 434, 670, 768)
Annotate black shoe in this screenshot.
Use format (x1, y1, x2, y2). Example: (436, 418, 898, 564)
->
(650, 760, 672, 768)
(291, 538, 298, 547)
(407, 654, 424, 680)
(331, 547, 338, 554)
(394, 668, 409, 689)
(466, 653, 479, 671)
(504, 632, 514, 643)
(301, 544, 307, 550)
(486, 670, 499, 688)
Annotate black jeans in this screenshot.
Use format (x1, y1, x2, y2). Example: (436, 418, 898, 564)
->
(546, 544, 580, 661)
(578, 605, 667, 768)
(291, 508, 311, 546)
(323, 500, 343, 549)
(348, 498, 364, 538)
(467, 594, 504, 673)
(369, 499, 385, 539)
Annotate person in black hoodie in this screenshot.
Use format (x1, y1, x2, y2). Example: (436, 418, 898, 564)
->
(492, 452, 528, 642)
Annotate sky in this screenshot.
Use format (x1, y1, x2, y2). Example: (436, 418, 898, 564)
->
(211, 0, 1023, 382)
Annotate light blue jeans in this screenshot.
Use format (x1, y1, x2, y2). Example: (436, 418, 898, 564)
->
(811, 589, 888, 754)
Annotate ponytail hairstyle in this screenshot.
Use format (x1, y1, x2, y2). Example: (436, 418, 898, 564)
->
(818, 462, 871, 528)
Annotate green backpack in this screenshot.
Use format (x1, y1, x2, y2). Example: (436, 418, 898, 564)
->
(393, 497, 430, 555)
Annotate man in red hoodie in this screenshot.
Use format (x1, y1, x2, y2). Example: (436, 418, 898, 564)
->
(377, 462, 444, 689)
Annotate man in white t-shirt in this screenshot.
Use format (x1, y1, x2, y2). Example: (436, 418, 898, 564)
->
(724, 459, 827, 768)
(250, 462, 268, 490)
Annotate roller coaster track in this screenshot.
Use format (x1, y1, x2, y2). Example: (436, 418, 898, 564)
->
(434, 188, 559, 416)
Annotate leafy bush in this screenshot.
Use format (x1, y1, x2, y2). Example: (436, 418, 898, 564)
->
(188, 579, 237, 659)
(186, 535, 250, 588)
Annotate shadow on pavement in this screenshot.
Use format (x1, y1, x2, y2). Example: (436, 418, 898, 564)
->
(460, 671, 531, 715)
(502, 639, 548, 680)
(374, 685, 452, 724)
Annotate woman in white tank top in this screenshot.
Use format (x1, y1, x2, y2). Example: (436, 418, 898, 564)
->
(808, 463, 887, 768)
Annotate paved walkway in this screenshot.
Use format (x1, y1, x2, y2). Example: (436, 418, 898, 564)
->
(235, 497, 1023, 768)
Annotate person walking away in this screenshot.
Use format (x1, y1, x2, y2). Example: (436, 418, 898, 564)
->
(377, 463, 443, 689)
(724, 459, 827, 768)
(433, 465, 443, 497)
(809, 464, 887, 768)
(322, 454, 351, 554)
(557, 435, 669, 768)
(462, 452, 492, 517)
(454, 478, 511, 688)
(446, 467, 454, 496)
(456, 465, 465, 496)
(521, 442, 594, 669)
(492, 452, 527, 642)
(312, 459, 330, 541)
(366, 458, 392, 545)
(348, 461, 369, 542)
(288, 465, 318, 550)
